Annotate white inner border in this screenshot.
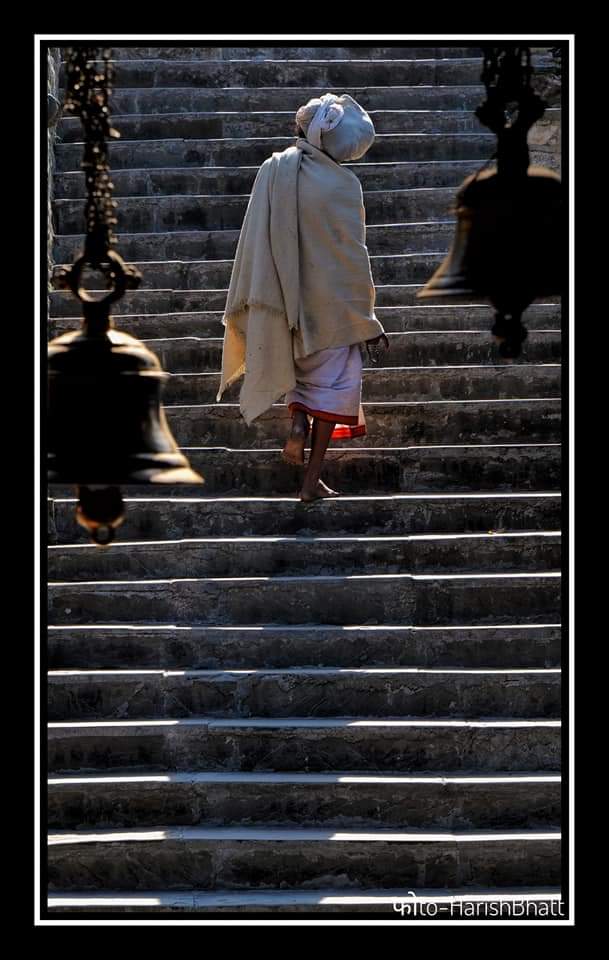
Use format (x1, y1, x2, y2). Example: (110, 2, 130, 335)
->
(35, 33, 574, 928)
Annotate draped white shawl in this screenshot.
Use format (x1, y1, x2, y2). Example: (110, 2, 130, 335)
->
(216, 137, 384, 425)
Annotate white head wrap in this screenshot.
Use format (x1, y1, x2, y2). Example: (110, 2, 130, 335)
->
(295, 92, 375, 163)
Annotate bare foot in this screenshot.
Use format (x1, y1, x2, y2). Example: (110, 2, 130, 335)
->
(282, 413, 309, 466)
(299, 479, 341, 503)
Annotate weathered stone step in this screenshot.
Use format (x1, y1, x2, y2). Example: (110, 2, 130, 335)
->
(55, 164, 481, 207)
(47, 624, 562, 671)
(58, 109, 495, 143)
(48, 571, 561, 626)
(48, 492, 562, 545)
(54, 190, 458, 234)
(54, 133, 497, 172)
(48, 284, 561, 316)
(141, 333, 560, 374)
(47, 825, 561, 891)
(48, 665, 561, 722)
(58, 58, 495, 90)
(48, 444, 561, 499)
(50, 304, 562, 340)
(54, 160, 485, 201)
(54, 220, 459, 262)
(162, 400, 561, 449)
(47, 715, 561, 773)
(101, 47, 484, 61)
(47, 770, 561, 830)
(105, 84, 488, 116)
(48, 531, 561, 582)
(47, 886, 565, 914)
(158, 364, 562, 404)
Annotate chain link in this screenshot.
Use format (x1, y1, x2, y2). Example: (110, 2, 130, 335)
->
(63, 47, 120, 265)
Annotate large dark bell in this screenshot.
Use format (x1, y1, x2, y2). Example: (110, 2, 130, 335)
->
(417, 165, 564, 310)
(48, 323, 203, 485)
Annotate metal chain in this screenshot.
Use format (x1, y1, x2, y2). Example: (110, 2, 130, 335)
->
(479, 46, 533, 105)
(62, 47, 120, 265)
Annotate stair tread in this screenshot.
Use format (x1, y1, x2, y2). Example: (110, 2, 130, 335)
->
(48, 769, 561, 784)
(48, 824, 562, 842)
(49, 716, 561, 729)
(47, 885, 563, 906)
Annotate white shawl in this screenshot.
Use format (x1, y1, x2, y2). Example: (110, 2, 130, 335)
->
(216, 137, 384, 425)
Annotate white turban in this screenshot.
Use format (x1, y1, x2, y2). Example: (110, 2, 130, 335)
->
(295, 92, 375, 163)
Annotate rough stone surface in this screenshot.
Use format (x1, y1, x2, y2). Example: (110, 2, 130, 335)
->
(47, 46, 563, 914)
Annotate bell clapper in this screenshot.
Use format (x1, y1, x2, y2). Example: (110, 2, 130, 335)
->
(491, 310, 529, 360)
(75, 485, 125, 547)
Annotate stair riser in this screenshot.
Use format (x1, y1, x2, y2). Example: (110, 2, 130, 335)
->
(49, 304, 562, 338)
(48, 670, 561, 721)
(59, 111, 495, 144)
(48, 286, 561, 316)
(47, 722, 561, 773)
(54, 222, 458, 262)
(54, 193, 457, 234)
(144, 336, 561, 372)
(54, 134, 497, 172)
(53, 161, 484, 200)
(163, 402, 561, 448)
(48, 495, 562, 544)
(47, 836, 560, 891)
(48, 445, 562, 497)
(47, 576, 561, 627)
(47, 779, 560, 830)
(47, 626, 562, 670)
(48, 536, 561, 582)
(97, 85, 488, 116)
(158, 366, 562, 404)
(99, 47, 484, 61)
(58, 59, 496, 90)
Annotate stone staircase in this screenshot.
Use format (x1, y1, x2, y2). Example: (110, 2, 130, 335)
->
(47, 46, 562, 916)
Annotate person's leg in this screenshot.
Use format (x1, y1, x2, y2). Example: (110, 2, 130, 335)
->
(300, 417, 341, 501)
(282, 408, 310, 465)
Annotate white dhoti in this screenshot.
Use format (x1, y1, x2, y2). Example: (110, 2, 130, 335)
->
(284, 342, 367, 440)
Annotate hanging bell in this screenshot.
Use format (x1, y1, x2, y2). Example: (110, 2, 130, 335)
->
(48, 252, 203, 543)
(417, 163, 564, 357)
(418, 164, 563, 306)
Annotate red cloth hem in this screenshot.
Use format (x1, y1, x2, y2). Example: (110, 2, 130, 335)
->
(288, 402, 366, 441)
(288, 402, 359, 425)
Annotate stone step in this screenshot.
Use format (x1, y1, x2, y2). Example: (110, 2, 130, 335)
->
(140, 333, 561, 374)
(54, 220, 460, 262)
(47, 571, 561, 626)
(47, 825, 561, 891)
(48, 284, 561, 316)
(48, 531, 561, 582)
(58, 58, 496, 90)
(161, 400, 561, 448)
(48, 443, 561, 498)
(54, 133, 497, 172)
(54, 160, 485, 201)
(48, 492, 562, 545)
(104, 84, 489, 116)
(54, 189, 459, 234)
(158, 364, 562, 404)
(47, 770, 561, 830)
(47, 716, 562, 774)
(58, 109, 496, 143)
(100, 47, 484, 61)
(47, 624, 562, 671)
(48, 665, 561, 722)
(47, 886, 565, 914)
(49, 304, 562, 340)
